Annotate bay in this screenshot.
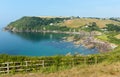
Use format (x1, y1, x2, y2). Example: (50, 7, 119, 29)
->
(0, 26, 98, 56)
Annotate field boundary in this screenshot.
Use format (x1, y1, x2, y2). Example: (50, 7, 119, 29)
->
(0, 56, 104, 74)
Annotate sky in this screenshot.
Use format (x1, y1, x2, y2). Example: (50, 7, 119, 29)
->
(0, 0, 120, 26)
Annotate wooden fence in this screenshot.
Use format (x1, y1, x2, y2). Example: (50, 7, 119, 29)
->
(0, 60, 45, 74)
(0, 56, 103, 74)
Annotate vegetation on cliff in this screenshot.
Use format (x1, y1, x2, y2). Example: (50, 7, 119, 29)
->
(5, 16, 120, 32)
(6, 16, 70, 32)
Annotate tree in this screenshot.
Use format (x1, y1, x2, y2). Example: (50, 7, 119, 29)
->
(86, 22, 99, 31)
(106, 24, 120, 32)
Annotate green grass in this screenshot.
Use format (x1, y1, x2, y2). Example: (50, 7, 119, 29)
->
(63, 18, 120, 28)
(96, 34, 109, 41)
(115, 34, 120, 39)
(1, 62, 120, 77)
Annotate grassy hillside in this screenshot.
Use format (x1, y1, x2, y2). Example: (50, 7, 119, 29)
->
(1, 62, 120, 77)
(63, 18, 120, 28)
(5, 16, 120, 32)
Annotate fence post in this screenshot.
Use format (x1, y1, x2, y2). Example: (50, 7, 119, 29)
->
(6, 62, 9, 74)
(25, 61, 28, 67)
(72, 58, 74, 67)
(95, 56, 97, 64)
(42, 60, 45, 68)
(84, 57, 87, 65)
(25, 61, 28, 72)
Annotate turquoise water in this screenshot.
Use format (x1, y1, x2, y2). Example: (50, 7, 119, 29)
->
(0, 26, 98, 56)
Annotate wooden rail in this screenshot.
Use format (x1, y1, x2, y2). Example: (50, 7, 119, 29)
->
(0, 56, 100, 74)
(0, 60, 45, 74)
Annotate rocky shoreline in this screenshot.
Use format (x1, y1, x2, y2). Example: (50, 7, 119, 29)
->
(63, 36, 117, 52)
(4, 27, 117, 52)
(4, 27, 102, 36)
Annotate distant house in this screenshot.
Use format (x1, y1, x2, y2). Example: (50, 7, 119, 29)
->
(101, 29, 107, 31)
(50, 23, 53, 26)
(91, 31, 102, 35)
(85, 25, 88, 28)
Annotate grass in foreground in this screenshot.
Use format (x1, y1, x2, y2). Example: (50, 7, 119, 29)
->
(1, 62, 120, 77)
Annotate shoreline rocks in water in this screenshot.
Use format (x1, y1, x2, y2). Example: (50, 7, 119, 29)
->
(5, 27, 117, 52)
(4, 26, 102, 36)
(63, 35, 118, 52)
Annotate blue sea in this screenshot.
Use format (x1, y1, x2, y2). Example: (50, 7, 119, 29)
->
(0, 25, 98, 56)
